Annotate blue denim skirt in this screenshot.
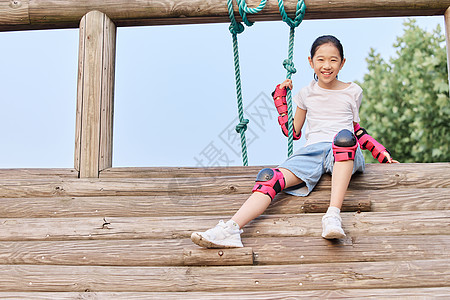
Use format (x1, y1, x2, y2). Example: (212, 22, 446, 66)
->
(278, 142, 365, 196)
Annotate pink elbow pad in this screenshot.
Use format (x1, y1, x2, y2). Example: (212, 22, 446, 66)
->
(354, 123, 390, 163)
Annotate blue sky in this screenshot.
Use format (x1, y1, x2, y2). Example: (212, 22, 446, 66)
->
(0, 16, 445, 168)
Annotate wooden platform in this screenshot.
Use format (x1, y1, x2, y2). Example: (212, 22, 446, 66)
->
(0, 163, 449, 299)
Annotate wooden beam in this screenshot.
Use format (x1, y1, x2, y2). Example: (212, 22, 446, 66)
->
(0, 163, 448, 198)
(75, 11, 116, 178)
(0, 211, 448, 241)
(0, 194, 372, 218)
(0, 0, 450, 31)
(0, 187, 448, 218)
(0, 236, 447, 266)
(1, 289, 450, 299)
(0, 259, 449, 292)
(445, 7, 450, 95)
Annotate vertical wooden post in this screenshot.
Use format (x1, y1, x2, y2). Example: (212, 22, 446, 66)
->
(75, 11, 116, 178)
(445, 7, 450, 95)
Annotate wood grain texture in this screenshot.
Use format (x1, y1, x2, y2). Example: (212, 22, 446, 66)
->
(0, 194, 371, 218)
(0, 163, 448, 295)
(0, 168, 77, 179)
(0, 187, 448, 218)
(0, 211, 448, 241)
(0, 235, 447, 266)
(99, 163, 448, 179)
(1, 186, 446, 218)
(1, 289, 450, 299)
(249, 235, 450, 265)
(75, 11, 116, 177)
(0, 163, 448, 198)
(77, 11, 103, 177)
(0, 259, 449, 292)
(0, 0, 449, 31)
(0, 0, 29, 25)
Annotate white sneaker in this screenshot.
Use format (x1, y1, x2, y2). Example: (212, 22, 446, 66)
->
(322, 214, 346, 239)
(191, 220, 244, 248)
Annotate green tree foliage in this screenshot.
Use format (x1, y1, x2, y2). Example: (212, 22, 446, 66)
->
(357, 20, 449, 163)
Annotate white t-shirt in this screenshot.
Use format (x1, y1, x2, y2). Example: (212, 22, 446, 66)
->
(294, 80, 363, 147)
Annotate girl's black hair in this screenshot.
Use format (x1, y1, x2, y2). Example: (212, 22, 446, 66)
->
(310, 35, 344, 60)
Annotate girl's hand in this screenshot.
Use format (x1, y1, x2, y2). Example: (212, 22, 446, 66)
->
(382, 151, 399, 163)
(279, 79, 293, 90)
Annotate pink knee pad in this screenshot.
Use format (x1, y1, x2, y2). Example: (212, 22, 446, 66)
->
(332, 129, 358, 162)
(252, 168, 286, 200)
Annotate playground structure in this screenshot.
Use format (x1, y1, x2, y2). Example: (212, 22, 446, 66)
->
(0, 0, 450, 298)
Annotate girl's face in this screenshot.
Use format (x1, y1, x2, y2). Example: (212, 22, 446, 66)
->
(308, 42, 346, 89)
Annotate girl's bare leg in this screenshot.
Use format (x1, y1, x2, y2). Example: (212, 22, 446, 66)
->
(329, 160, 354, 209)
(231, 168, 302, 228)
(321, 159, 355, 239)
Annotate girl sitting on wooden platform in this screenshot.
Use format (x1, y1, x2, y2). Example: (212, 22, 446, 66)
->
(191, 35, 398, 248)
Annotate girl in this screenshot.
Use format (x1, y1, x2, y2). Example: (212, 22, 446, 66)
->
(191, 35, 397, 248)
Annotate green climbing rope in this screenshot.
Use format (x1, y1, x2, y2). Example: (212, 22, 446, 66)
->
(226, 0, 305, 165)
(277, 0, 306, 157)
(227, 0, 267, 166)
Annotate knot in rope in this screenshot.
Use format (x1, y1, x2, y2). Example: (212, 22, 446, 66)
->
(235, 119, 249, 133)
(277, 0, 306, 28)
(229, 22, 245, 35)
(283, 59, 297, 75)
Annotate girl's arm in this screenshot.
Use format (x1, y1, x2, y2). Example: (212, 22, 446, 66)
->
(293, 107, 306, 137)
(273, 79, 305, 139)
(353, 122, 399, 163)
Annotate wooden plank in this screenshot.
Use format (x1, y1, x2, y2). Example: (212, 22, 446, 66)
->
(99, 163, 449, 180)
(0, 163, 448, 198)
(0, 185, 448, 219)
(249, 235, 450, 265)
(368, 187, 450, 211)
(1, 0, 450, 31)
(0, 176, 252, 198)
(76, 11, 116, 178)
(76, 11, 103, 177)
(0, 168, 78, 179)
(2, 187, 448, 219)
(1, 185, 448, 218)
(0, 194, 370, 218)
(0, 237, 252, 266)
(0, 259, 449, 291)
(245, 210, 450, 239)
(337, 162, 450, 190)
(1, 288, 450, 299)
(99, 165, 269, 178)
(0, 211, 448, 241)
(0, 239, 192, 266)
(0, 236, 447, 266)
